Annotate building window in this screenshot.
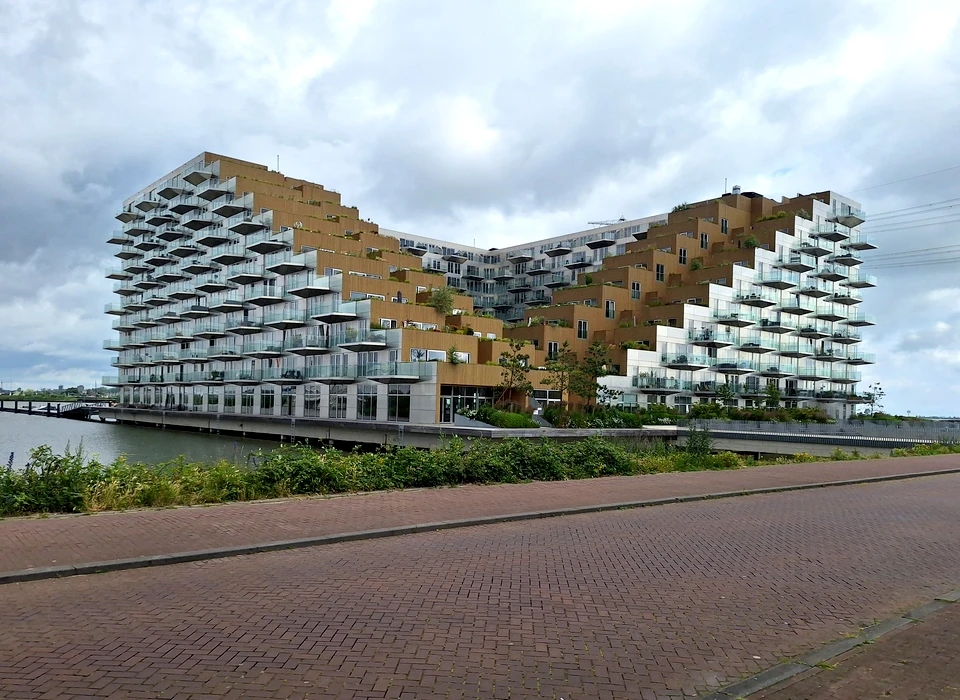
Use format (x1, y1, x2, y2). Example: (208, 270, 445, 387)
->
(324, 267, 342, 276)
(721, 218, 728, 234)
(388, 384, 411, 422)
(700, 232, 709, 249)
(241, 388, 254, 414)
(679, 248, 687, 265)
(357, 385, 378, 420)
(547, 341, 559, 361)
(304, 387, 323, 417)
(605, 300, 616, 319)
(631, 281, 641, 299)
(329, 385, 347, 419)
(223, 387, 236, 413)
(655, 264, 665, 282)
(577, 320, 588, 339)
(260, 387, 275, 414)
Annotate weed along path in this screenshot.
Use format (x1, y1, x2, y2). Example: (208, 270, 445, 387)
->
(2, 451, 959, 575)
(2, 472, 960, 699)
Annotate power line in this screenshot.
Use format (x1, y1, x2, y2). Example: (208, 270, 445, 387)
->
(867, 257, 960, 269)
(858, 215, 960, 234)
(848, 164, 960, 193)
(863, 199, 960, 223)
(863, 243, 960, 260)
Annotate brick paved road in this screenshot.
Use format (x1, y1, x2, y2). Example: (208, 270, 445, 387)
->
(756, 601, 960, 699)
(2, 474, 959, 699)
(2, 453, 958, 573)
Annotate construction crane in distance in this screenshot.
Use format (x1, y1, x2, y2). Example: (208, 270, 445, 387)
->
(587, 217, 627, 227)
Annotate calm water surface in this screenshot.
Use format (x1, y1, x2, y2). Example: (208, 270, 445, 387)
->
(0, 411, 281, 468)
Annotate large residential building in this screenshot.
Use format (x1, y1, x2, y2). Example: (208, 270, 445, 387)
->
(104, 154, 877, 423)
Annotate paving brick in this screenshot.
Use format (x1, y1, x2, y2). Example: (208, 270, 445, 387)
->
(2, 454, 959, 575)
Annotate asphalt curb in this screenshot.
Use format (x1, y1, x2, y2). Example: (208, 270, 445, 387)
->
(699, 588, 960, 699)
(3, 466, 960, 586)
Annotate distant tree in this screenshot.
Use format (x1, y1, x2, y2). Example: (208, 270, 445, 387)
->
(764, 383, 782, 409)
(569, 340, 615, 407)
(865, 382, 885, 414)
(496, 339, 533, 406)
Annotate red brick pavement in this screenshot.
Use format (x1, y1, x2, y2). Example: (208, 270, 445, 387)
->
(755, 601, 960, 699)
(1, 454, 958, 573)
(1, 474, 959, 699)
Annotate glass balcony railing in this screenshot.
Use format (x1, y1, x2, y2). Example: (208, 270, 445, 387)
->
(358, 362, 437, 380)
(632, 376, 688, 391)
(305, 365, 358, 381)
(661, 353, 711, 368)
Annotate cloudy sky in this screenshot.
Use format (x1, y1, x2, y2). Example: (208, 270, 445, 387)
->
(1, 0, 959, 415)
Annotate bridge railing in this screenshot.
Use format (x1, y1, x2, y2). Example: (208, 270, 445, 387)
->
(679, 418, 960, 442)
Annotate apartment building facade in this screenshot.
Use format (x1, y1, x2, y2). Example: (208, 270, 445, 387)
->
(104, 154, 876, 423)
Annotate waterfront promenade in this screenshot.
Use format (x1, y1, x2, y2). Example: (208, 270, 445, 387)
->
(2, 455, 959, 698)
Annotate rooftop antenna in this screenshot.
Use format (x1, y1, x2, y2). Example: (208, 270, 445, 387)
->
(724, 177, 728, 193)
(277, 155, 280, 172)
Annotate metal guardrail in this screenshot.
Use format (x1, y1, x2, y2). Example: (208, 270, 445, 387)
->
(679, 419, 960, 443)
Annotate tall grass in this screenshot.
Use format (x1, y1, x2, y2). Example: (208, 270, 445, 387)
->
(1, 438, 956, 517)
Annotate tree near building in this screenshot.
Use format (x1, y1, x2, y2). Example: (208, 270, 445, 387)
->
(542, 341, 577, 407)
(496, 338, 533, 407)
(865, 381, 885, 414)
(425, 286, 455, 316)
(569, 339, 616, 407)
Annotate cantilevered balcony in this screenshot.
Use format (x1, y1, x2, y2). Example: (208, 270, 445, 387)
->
(115, 209, 141, 224)
(525, 295, 553, 307)
(114, 245, 142, 260)
(226, 263, 267, 286)
(756, 316, 796, 334)
(180, 303, 212, 320)
(113, 281, 139, 296)
(104, 302, 127, 316)
(195, 275, 235, 294)
(363, 362, 435, 383)
(246, 232, 291, 255)
(492, 296, 513, 310)
(154, 267, 189, 284)
(796, 323, 832, 340)
(509, 279, 533, 294)
(828, 290, 862, 306)
(403, 244, 428, 256)
(211, 245, 251, 266)
(145, 251, 177, 268)
(832, 207, 866, 228)
(222, 369, 262, 385)
(712, 308, 760, 327)
(565, 254, 592, 270)
(182, 259, 217, 275)
(207, 346, 243, 362)
(195, 228, 234, 248)
(193, 323, 227, 340)
(166, 328, 195, 343)
(169, 195, 202, 215)
(183, 168, 214, 186)
(826, 251, 863, 267)
(104, 339, 125, 352)
(796, 363, 829, 381)
(227, 218, 268, 235)
(493, 268, 514, 281)
(156, 180, 192, 200)
(244, 284, 286, 306)
(814, 264, 848, 282)
(112, 318, 137, 332)
(207, 293, 245, 313)
(133, 195, 163, 212)
(777, 295, 814, 316)
(661, 353, 710, 371)
(211, 195, 248, 218)
(134, 237, 163, 252)
(776, 252, 816, 273)
(842, 273, 877, 289)
(265, 253, 309, 275)
(155, 224, 189, 242)
(106, 267, 133, 281)
(194, 178, 232, 201)
(108, 231, 133, 245)
(632, 376, 685, 394)
(144, 293, 171, 308)
(758, 363, 794, 378)
(798, 280, 831, 298)
(843, 313, 876, 327)
(842, 234, 877, 252)
(262, 309, 308, 330)
(166, 284, 200, 301)
(241, 341, 284, 360)
(310, 301, 359, 323)
(224, 316, 264, 335)
(133, 276, 162, 291)
(712, 359, 756, 375)
(758, 270, 799, 289)
(586, 233, 617, 249)
(778, 339, 816, 358)
(123, 297, 148, 312)
(794, 238, 831, 258)
(544, 243, 572, 257)
(305, 365, 357, 384)
(828, 369, 862, 385)
(146, 211, 176, 227)
(688, 327, 734, 348)
(442, 251, 468, 264)
(284, 333, 332, 356)
(337, 329, 388, 352)
(182, 212, 217, 231)
(462, 266, 484, 281)
(526, 262, 551, 277)
(507, 249, 535, 264)
(169, 241, 203, 258)
(845, 351, 875, 366)
(812, 303, 846, 322)
(123, 222, 154, 237)
(260, 367, 306, 385)
(734, 289, 777, 308)
(738, 332, 778, 354)
(812, 223, 850, 243)
(829, 329, 862, 344)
